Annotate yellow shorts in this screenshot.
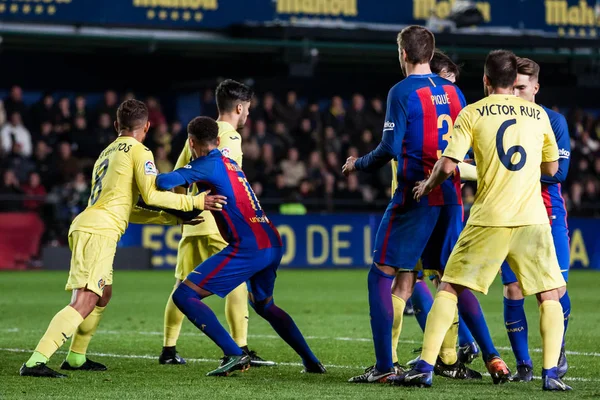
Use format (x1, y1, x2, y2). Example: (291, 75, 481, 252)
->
(442, 224, 565, 296)
(66, 231, 117, 297)
(175, 234, 228, 280)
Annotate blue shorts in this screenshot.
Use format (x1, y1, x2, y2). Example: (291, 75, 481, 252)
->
(501, 221, 570, 284)
(186, 245, 283, 302)
(373, 203, 463, 271)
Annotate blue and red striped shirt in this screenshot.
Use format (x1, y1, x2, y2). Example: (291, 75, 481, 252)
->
(355, 74, 466, 207)
(156, 149, 282, 250)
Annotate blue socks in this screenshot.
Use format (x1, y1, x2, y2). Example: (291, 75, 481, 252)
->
(368, 264, 395, 372)
(411, 280, 433, 332)
(457, 314, 475, 347)
(172, 283, 243, 356)
(458, 290, 499, 362)
(559, 291, 571, 347)
(251, 299, 320, 366)
(503, 297, 531, 366)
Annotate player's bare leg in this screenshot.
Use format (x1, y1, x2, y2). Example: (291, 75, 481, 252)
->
(61, 285, 112, 371)
(160, 279, 187, 365)
(20, 288, 100, 378)
(536, 288, 571, 391)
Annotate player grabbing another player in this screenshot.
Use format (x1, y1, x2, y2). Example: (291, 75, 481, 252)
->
(343, 26, 478, 384)
(395, 50, 570, 391)
(500, 57, 572, 382)
(20, 100, 225, 378)
(156, 116, 325, 377)
(160, 80, 273, 367)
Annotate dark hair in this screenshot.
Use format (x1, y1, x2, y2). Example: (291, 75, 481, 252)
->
(116, 99, 148, 131)
(430, 50, 460, 81)
(187, 116, 219, 143)
(215, 79, 254, 113)
(397, 25, 435, 64)
(516, 57, 540, 81)
(484, 50, 518, 89)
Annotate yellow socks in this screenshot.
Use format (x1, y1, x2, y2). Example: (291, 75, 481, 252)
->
(421, 291, 458, 366)
(439, 308, 459, 365)
(164, 287, 185, 347)
(540, 300, 564, 369)
(225, 283, 249, 347)
(27, 306, 84, 367)
(391, 295, 406, 364)
(66, 306, 105, 367)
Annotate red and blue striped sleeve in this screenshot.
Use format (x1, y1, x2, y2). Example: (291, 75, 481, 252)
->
(156, 158, 216, 190)
(541, 107, 570, 184)
(355, 86, 407, 172)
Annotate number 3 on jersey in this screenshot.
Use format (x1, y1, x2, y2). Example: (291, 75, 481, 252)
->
(436, 114, 453, 159)
(90, 159, 109, 205)
(238, 177, 263, 212)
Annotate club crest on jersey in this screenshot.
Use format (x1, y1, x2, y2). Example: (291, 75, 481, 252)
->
(383, 121, 395, 131)
(98, 279, 105, 290)
(144, 160, 157, 175)
(183, 164, 192, 169)
(221, 147, 232, 158)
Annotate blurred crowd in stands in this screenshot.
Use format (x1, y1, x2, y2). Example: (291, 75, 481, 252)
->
(0, 85, 598, 245)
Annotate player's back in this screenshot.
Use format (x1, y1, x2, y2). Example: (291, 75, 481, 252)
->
(459, 95, 558, 227)
(70, 136, 145, 240)
(391, 74, 465, 206)
(187, 149, 281, 250)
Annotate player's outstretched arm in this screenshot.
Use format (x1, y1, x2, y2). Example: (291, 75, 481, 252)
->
(129, 205, 181, 225)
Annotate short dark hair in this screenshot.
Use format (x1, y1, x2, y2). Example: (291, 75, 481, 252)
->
(117, 99, 148, 131)
(430, 50, 460, 81)
(484, 50, 518, 89)
(516, 57, 540, 81)
(215, 79, 254, 113)
(187, 116, 219, 144)
(397, 25, 435, 64)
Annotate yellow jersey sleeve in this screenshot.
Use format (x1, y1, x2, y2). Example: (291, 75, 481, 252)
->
(443, 109, 473, 162)
(390, 160, 398, 195)
(218, 129, 243, 167)
(542, 121, 559, 162)
(174, 142, 193, 170)
(458, 162, 477, 181)
(129, 205, 180, 225)
(132, 144, 195, 212)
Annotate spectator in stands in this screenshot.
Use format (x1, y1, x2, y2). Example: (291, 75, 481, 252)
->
(96, 90, 118, 120)
(293, 118, 318, 158)
(272, 121, 293, 157)
(1, 112, 32, 157)
(3, 85, 28, 122)
(325, 151, 343, 183)
(148, 122, 172, 155)
(155, 145, 173, 173)
(69, 115, 95, 161)
(0, 100, 6, 127)
(146, 96, 166, 127)
(54, 97, 72, 135)
(95, 112, 116, 150)
(241, 139, 260, 183)
(22, 171, 46, 211)
(35, 121, 57, 149)
(64, 171, 90, 217)
(344, 93, 368, 139)
(33, 141, 55, 188)
(280, 147, 307, 189)
(254, 119, 273, 148)
(323, 126, 341, 155)
(3, 142, 35, 183)
(256, 143, 280, 189)
(202, 88, 218, 119)
(366, 97, 385, 137)
(323, 95, 345, 134)
(582, 178, 599, 214)
(123, 91, 136, 102)
(358, 129, 376, 155)
(30, 92, 55, 131)
(303, 101, 323, 136)
(260, 92, 278, 128)
(55, 142, 81, 184)
(0, 168, 24, 211)
(336, 173, 364, 211)
(307, 151, 325, 189)
(276, 90, 302, 130)
(169, 120, 186, 162)
(73, 94, 88, 122)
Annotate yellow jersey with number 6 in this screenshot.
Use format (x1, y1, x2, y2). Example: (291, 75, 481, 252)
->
(443, 94, 559, 227)
(69, 136, 196, 242)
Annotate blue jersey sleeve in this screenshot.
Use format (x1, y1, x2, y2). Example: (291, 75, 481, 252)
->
(156, 157, 216, 190)
(355, 86, 407, 172)
(541, 110, 570, 184)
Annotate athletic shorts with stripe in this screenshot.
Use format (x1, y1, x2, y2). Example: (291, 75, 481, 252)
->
(185, 245, 283, 302)
(372, 203, 463, 271)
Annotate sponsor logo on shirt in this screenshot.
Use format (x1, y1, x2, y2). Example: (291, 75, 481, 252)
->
(558, 148, 570, 159)
(229, 136, 240, 140)
(144, 160, 157, 175)
(383, 121, 395, 131)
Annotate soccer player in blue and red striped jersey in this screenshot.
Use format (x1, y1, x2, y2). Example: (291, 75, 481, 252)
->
(501, 57, 572, 382)
(156, 117, 324, 377)
(343, 26, 480, 383)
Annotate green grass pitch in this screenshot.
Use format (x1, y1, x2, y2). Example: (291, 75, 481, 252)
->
(1, 269, 599, 399)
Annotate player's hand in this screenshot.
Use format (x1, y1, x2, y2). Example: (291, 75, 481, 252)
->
(183, 216, 205, 226)
(342, 156, 358, 176)
(413, 180, 432, 202)
(200, 190, 227, 211)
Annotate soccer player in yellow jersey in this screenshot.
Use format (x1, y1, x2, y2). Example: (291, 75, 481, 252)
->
(20, 99, 226, 378)
(394, 50, 570, 391)
(160, 80, 274, 367)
